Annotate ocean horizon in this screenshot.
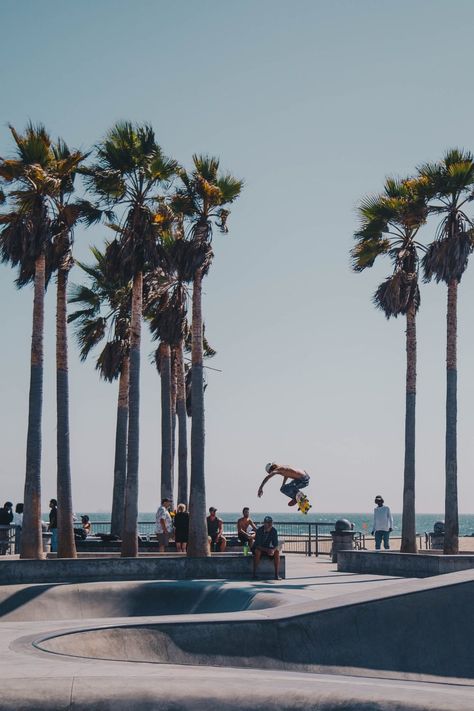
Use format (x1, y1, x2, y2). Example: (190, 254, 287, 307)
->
(68, 511, 474, 537)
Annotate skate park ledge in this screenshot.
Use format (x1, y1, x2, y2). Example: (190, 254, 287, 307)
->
(337, 549, 474, 577)
(0, 553, 285, 585)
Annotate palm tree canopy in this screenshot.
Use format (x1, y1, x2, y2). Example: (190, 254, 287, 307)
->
(419, 149, 474, 284)
(171, 154, 243, 242)
(68, 242, 131, 378)
(353, 177, 429, 319)
(84, 122, 178, 282)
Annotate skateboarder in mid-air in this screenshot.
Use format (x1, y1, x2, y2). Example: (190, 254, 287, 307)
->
(258, 463, 310, 507)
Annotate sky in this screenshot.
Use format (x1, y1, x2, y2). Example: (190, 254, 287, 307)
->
(1, 0, 474, 516)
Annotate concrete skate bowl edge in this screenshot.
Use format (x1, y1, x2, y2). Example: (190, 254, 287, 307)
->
(36, 577, 474, 680)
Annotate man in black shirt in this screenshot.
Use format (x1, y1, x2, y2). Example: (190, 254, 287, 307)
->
(49, 499, 58, 552)
(253, 516, 281, 580)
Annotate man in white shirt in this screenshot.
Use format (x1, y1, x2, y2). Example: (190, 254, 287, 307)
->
(372, 495, 393, 550)
(155, 498, 173, 553)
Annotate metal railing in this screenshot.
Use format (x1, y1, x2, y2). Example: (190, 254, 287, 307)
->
(0, 522, 430, 557)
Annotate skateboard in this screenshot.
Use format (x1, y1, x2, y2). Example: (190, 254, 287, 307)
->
(296, 491, 312, 514)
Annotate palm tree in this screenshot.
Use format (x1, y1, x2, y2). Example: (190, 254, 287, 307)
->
(68, 244, 131, 538)
(352, 177, 428, 553)
(0, 123, 59, 559)
(172, 156, 242, 556)
(85, 122, 177, 557)
(146, 233, 194, 504)
(419, 149, 474, 555)
(49, 139, 93, 559)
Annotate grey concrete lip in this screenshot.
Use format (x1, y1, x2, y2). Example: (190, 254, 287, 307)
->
(2, 562, 474, 710)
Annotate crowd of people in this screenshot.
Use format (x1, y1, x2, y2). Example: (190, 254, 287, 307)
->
(155, 500, 282, 579)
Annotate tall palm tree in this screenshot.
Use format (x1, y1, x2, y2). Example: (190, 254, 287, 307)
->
(146, 234, 194, 503)
(419, 149, 474, 555)
(172, 156, 242, 556)
(352, 177, 428, 553)
(49, 139, 93, 559)
(0, 123, 59, 559)
(85, 122, 177, 557)
(68, 244, 131, 538)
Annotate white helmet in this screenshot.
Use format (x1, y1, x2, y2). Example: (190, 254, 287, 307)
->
(265, 462, 275, 473)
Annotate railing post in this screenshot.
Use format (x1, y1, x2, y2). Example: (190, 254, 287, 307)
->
(315, 523, 319, 557)
(308, 523, 312, 557)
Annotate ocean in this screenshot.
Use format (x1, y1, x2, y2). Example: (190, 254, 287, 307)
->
(78, 512, 474, 536)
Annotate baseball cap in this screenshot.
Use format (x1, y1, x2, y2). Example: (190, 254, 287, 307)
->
(265, 462, 275, 473)
(209, 506, 217, 513)
(264, 515, 273, 523)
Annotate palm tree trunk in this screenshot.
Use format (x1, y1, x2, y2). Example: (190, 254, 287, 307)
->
(110, 355, 129, 538)
(171, 346, 177, 498)
(21, 253, 45, 559)
(176, 340, 188, 506)
(56, 266, 76, 559)
(400, 302, 417, 553)
(187, 267, 209, 557)
(160, 342, 173, 501)
(444, 279, 458, 554)
(121, 272, 142, 558)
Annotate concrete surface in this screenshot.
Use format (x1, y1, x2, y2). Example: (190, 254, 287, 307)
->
(0, 553, 285, 585)
(337, 550, 474, 577)
(0, 557, 472, 710)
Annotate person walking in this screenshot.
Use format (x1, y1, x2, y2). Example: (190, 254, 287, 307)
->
(372, 495, 393, 550)
(173, 503, 189, 553)
(49, 499, 58, 553)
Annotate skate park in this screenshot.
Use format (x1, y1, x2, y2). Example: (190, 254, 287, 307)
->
(0, 556, 473, 710)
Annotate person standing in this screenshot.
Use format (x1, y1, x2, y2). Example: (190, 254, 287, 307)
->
(173, 503, 189, 553)
(0, 502, 13, 556)
(372, 495, 393, 550)
(13, 503, 23, 554)
(49, 499, 58, 553)
(155, 498, 173, 553)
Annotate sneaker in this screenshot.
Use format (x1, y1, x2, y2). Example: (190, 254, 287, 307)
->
(288, 498, 297, 506)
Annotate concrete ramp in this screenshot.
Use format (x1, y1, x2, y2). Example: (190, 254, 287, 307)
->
(0, 581, 291, 622)
(37, 575, 474, 680)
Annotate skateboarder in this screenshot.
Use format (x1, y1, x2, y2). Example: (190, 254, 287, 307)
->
(258, 463, 310, 506)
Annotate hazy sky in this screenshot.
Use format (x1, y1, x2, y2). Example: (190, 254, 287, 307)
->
(1, 0, 474, 515)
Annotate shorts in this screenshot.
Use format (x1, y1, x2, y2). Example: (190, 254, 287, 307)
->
(157, 532, 169, 547)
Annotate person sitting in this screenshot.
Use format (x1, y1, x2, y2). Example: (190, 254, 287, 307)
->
(252, 515, 281, 580)
(81, 515, 91, 536)
(237, 507, 257, 548)
(207, 507, 226, 552)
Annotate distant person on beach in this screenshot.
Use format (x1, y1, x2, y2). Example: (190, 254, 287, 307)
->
(0, 502, 13, 556)
(48, 499, 58, 552)
(173, 503, 189, 553)
(372, 495, 393, 550)
(237, 507, 257, 547)
(207, 507, 226, 552)
(258, 463, 310, 506)
(156, 498, 173, 552)
(252, 516, 281, 580)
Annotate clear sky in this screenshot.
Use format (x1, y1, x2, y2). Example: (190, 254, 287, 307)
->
(1, 0, 474, 515)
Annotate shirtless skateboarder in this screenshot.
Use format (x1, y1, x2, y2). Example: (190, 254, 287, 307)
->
(258, 463, 310, 506)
